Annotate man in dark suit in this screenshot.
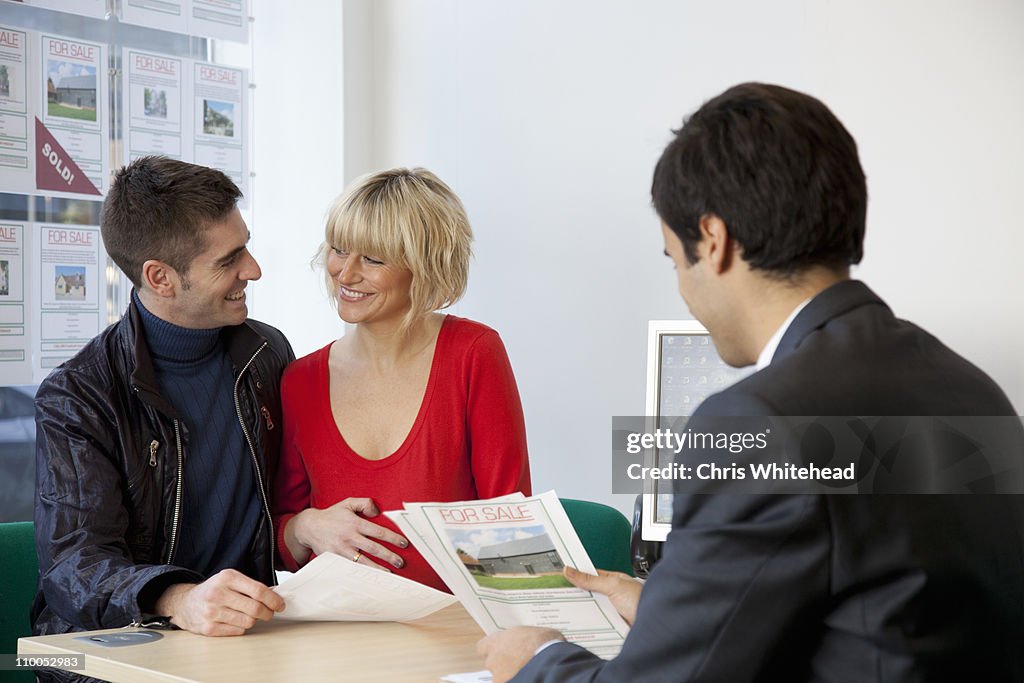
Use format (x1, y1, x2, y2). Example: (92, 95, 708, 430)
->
(478, 82, 1024, 681)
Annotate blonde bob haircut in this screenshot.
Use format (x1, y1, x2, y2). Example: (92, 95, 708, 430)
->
(321, 167, 473, 333)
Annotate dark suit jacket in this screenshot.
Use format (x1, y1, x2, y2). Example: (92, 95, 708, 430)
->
(516, 280, 1024, 682)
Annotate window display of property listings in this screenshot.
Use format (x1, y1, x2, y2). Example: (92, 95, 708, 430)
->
(0, 25, 110, 198)
(0, 3, 250, 381)
(0, 220, 103, 383)
(123, 50, 249, 203)
(121, 0, 249, 43)
(0, 24, 249, 201)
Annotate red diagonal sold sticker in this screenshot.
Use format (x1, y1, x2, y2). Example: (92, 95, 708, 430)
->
(35, 118, 101, 196)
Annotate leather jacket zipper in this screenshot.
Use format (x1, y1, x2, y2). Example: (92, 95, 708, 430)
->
(149, 440, 159, 467)
(233, 341, 276, 582)
(166, 419, 184, 564)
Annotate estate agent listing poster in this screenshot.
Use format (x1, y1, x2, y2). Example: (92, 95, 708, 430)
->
(190, 0, 248, 43)
(0, 221, 31, 383)
(193, 61, 247, 203)
(121, 0, 248, 42)
(0, 25, 34, 195)
(22, 0, 108, 19)
(122, 0, 189, 36)
(32, 223, 102, 381)
(389, 492, 630, 660)
(38, 32, 108, 196)
(124, 49, 183, 161)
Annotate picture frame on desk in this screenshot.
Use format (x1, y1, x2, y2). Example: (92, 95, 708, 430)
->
(640, 320, 755, 542)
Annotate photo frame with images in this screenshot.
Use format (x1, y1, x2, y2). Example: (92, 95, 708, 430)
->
(640, 320, 756, 541)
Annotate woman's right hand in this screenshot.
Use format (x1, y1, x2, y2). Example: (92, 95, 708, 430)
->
(285, 498, 409, 569)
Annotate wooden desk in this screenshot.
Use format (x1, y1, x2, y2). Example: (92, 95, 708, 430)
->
(18, 604, 486, 682)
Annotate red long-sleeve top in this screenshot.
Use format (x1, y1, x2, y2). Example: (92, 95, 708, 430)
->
(273, 316, 532, 591)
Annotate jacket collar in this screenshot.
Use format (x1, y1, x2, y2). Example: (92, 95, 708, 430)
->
(126, 291, 269, 417)
(772, 279, 889, 364)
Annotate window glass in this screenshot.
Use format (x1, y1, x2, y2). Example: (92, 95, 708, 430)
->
(0, 385, 37, 522)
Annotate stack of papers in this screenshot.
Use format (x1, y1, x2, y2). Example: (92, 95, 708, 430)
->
(386, 491, 629, 659)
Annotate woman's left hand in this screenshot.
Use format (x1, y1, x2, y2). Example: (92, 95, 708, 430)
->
(284, 497, 409, 569)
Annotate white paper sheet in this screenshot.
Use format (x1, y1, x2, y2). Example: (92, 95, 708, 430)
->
(273, 552, 457, 622)
(191, 60, 247, 204)
(189, 0, 248, 43)
(0, 221, 31, 383)
(123, 49, 184, 161)
(121, 0, 189, 35)
(441, 671, 492, 683)
(0, 26, 35, 194)
(32, 222, 103, 381)
(25, 0, 107, 19)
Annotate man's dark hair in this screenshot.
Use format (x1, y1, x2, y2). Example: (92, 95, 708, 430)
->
(651, 82, 867, 276)
(101, 156, 242, 287)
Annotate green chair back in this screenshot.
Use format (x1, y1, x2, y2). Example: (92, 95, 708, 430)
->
(560, 498, 634, 576)
(0, 522, 38, 683)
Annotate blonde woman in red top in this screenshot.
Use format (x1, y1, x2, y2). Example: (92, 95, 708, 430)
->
(273, 168, 532, 591)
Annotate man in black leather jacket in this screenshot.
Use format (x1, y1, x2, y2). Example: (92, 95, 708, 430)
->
(32, 157, 295, 681)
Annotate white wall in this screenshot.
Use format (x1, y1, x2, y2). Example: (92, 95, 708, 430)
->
(807, 1, 1024, 415)
(253, 0, 1024, 516)
(246, 0, 347, 358)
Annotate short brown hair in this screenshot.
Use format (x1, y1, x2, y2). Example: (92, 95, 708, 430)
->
(320, 168, 473, 332)
(101, 156, 242, 287)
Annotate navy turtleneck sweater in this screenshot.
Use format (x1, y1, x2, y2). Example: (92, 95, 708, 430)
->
(134, 292, 262, 579)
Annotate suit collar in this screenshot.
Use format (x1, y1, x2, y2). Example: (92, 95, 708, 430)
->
(772, 279, 888, 364)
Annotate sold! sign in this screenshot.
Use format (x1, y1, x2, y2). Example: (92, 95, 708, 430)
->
(35, 118, 101, 196)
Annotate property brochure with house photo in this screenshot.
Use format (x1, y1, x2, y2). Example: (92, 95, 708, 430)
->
(387, 491, 630, 659)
